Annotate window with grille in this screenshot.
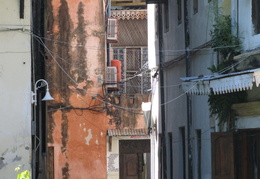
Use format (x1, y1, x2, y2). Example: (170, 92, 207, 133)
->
(112, 47, 150, 95)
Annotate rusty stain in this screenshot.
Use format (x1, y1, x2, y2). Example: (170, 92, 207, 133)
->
(47, 112, 56, 144)
(62, 162, 69, 179)
(61, 112, 69, 153)
(71, 2, 88, 86)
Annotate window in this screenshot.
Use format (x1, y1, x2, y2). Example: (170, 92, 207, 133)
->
(196, 129, 201, 179)
(179, 127, 186, 179)
(252, 0, 260, 34)
(177, 0, 182, 25)
(193, 0, 198, 14)
(167, 132, 173, 179)
(112, 47, 150, 95)
(164, 0, 169, 32)
(107, 18, 118, 43)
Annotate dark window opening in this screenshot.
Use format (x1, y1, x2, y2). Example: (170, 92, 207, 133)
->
(193, 0, 198, 14)
(177, 0, 182, 25)
(196, 129, 201, 179)
(180, 127, 186, 179)
(164, 0, 169, 32)
(252, 0, 260, 34)
(168, 132, 173, 179)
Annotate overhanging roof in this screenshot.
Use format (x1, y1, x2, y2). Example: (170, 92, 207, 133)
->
(181, 68, 260, 95)
(107, 128, 148, 136)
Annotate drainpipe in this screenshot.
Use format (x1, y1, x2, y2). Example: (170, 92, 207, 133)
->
(157, 3, 167, 179)
(184, 0, 193, 179)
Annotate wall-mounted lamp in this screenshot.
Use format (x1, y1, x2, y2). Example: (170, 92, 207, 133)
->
(31, 79, 54, 106)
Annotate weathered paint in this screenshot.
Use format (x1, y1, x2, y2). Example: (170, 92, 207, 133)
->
(0, 0, 31, 178)
(85, 129, 93, 145)
(46, 0, 107, 178)
(107, 94, 149, 129)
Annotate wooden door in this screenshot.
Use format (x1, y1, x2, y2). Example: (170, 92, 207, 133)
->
(120, 153, 140, 179)
(211, 132, 235, 179)
(119, 140, 150, 179)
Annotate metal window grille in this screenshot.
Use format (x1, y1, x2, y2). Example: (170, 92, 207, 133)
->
(112, 47, 150, 95)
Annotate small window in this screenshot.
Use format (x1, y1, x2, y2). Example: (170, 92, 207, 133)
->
(177, 0, 182, 25)
(164, 0, 169, 32)
(252, 0, 260, 34)
(196, 129, 202, 179)
(193, 0, 198, 14)
(107, 18, 118, 43)
(167, 132, 173, 178)
(179, 127, 186, 179)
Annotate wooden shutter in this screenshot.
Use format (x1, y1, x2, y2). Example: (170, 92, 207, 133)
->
(211, 132, 235, 179)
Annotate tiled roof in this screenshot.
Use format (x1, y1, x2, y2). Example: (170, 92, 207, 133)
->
(108, 128, 148, 136)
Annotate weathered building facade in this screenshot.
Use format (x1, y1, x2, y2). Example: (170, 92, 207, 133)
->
(0, 1, 32, 178)
(148, 0, 260, 178)
(106, 5, 151, 179)
(45, 0, 108, 178)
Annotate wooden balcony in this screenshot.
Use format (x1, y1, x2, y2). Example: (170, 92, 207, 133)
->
(111, 0, 146, 6)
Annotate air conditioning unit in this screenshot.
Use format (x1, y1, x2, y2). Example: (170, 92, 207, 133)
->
(107, 18, 118, 43)
(107, 66, 118, 89)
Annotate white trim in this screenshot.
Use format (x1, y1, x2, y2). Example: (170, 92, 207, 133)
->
(181, 68, 260, 95)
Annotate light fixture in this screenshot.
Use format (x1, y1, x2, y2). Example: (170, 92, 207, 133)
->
(142, 102, 151, 133)
(31, 79, 54, 106)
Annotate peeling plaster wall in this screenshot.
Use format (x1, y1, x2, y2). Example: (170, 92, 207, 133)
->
(107, 94, 150, 129)
(0, 0, 31, 178)
(46, 0, 107, 178)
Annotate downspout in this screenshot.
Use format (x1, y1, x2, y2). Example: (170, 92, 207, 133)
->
(183, 0, 193, 179)
(157, 3, 167, 179)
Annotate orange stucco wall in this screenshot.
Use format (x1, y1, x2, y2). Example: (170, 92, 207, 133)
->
(45, 0, 108, 178)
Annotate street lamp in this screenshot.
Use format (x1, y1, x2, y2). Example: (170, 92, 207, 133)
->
(31, 79, 54, 106)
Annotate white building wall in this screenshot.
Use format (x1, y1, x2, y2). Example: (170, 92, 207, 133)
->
(147, 4, 160, 179)
(0, 1, 31, 178)
(236, 1, 260, 51)
(160, 0, 217, 178)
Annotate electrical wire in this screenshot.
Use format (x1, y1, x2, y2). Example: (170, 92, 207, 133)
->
(22, 30, 257, 109)
(19, 28, 245, 54)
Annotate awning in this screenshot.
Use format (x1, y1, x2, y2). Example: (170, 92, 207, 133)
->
(107, 128, 148, 136)
(181, 68, 260, 95)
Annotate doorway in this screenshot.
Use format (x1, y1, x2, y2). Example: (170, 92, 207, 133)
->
(119, 140, 150, 179)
